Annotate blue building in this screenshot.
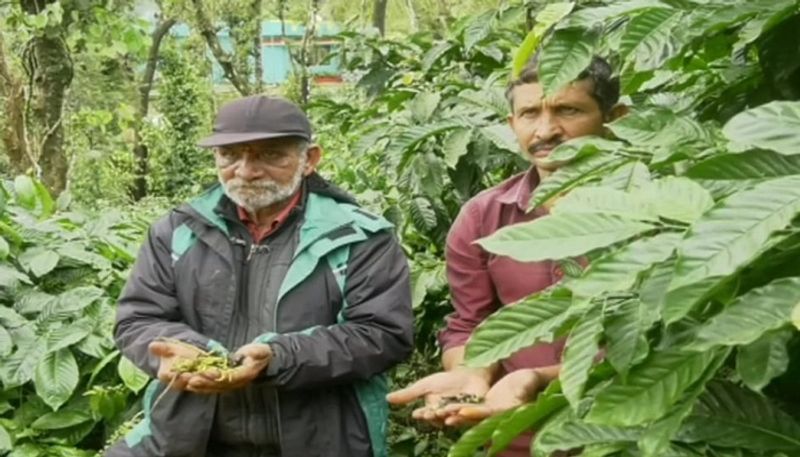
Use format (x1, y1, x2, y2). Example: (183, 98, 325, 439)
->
(171, 20, 342, 86)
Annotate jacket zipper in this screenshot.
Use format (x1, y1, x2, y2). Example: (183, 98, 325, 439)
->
(231, 236, 279, 450)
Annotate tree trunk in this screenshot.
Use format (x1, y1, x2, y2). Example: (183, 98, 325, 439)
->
(20, 0, 74, 196)
(405, 0, 418, 32)
(191, 0, 252, 96)
(372, 0, 388, 35)
(132, 17, 176, 201)
(0, 31, 33, 177)
(298, 0, 320, 106)
(251, 0, 263, 93)
(436, 0, 451, 31)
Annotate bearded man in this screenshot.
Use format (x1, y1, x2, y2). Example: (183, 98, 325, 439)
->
(106, 95, 413, 457)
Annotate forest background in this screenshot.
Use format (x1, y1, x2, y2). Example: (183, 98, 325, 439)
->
(1, 0, 799, 456)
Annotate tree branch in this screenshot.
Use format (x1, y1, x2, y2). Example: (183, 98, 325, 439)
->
(191, 0, 251, 95)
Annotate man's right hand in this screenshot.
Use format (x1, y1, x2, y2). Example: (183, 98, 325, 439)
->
(148, 339, 205, 391)
(386, 368, 492, 426)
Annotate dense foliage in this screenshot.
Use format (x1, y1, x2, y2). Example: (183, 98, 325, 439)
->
(443, 1, 800, 456)
(0, 177, 161, 455)
(0, 0, 799, 456)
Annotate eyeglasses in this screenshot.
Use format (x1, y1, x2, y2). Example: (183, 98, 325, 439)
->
(214, 144, 296, 167)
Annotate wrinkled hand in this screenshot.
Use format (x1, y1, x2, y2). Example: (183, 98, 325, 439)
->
(386, 368, 491, 427)
(186, 343, 273, 395)
(439, 368, 547, 426)
(148, 339, 206, 391)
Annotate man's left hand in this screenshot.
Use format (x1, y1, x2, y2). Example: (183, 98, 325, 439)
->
(186, 343, 273, 394)
(435, 368, 549, 427)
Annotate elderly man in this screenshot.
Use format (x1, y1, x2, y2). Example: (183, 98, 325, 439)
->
(387, 56, 627, 456)
(106, 95, 414, 457)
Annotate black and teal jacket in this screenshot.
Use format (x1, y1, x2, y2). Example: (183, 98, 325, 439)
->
(106, 174, 414, 457)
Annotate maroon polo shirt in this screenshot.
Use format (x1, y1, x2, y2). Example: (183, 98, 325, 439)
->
(439, 167, 566, 457)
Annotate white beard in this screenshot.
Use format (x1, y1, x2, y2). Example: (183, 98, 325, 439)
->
(220, 158, 307, 212)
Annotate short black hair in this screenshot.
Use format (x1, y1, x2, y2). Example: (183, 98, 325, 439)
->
(506, 54, 620, 115)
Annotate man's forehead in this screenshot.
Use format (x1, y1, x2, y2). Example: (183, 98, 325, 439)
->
(512, 79, 596, 107)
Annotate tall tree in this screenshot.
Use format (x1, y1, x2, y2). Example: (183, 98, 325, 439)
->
(17, 0, 74, 195)
(0, 30, 33, 177)
(298, 0, 320, 105)
(131, 13, 176, 200)
(184, 0, 265, 96)
(372, 0, 388, 35)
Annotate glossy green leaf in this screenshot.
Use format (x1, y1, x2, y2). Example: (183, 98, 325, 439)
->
(488, 386, 567, 455)
(46, 319, 94, 353)
(422, 41, 455, 72)
(561, 308, 603, 408)
(33, 179, 55, 218)
(409, 92, 441, 123)
(18, 247, 60, 278)
(643, 177, 714, 224)
(0, 305, 27, 328)
(0, 237, 9, 260)
(608, 108, 709, 148)
(686, 150, 800, 181)
(478, 213, 655, 262)
(537, 420, 641, 454)
(0, 337, 46, 387)
(536, 136, 620, 168)
(13, 175, 37, 210)
(479, 123, 519, 153)
(0, 326, 11, 358)
(559, 0, 666, 29)
(41, 286, 105, 321)
(0, 424, 10, 451)
(689, 277, 800, 351)
(580, 443, 630, 457)
(604, 299, 653, 376)
(118, 356, 150, 393)
(87, 349, 120, 387)
(638, 348, 729, 457)
(620, 8, 684, 71)
(387, 121, 461, 157)
(512, 2, 576, 77)
(447, 408, 516, 457)
(530, 154, 628, 210)
(551, 186, 659, 221)
(567, 232, 681, 302)
(443, 128, 472, 168)
(464, 11, 495, 51)
(600, 161, 651, 191)
(665, 176, 800, 322)
(539, 28, 597, 96)
(586, 350, 716, 427)
(409, 197, 437, 231)
(465, 292, 572, 368)
(678, 381, 800, 451)
(31, 409, 92, 430)
(34, 349, 79, 410)
(792, 302, 800, 330)
(723, 101, 800, 155)
(736, 329, 792, 392)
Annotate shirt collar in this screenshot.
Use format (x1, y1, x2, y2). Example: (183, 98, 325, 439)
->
(496, 167, 541, 211)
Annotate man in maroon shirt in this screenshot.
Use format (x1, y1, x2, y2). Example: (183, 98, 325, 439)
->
(387, 56, 627, 455)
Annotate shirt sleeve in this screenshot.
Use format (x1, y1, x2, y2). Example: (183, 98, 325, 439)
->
(438, 200, 500, 350)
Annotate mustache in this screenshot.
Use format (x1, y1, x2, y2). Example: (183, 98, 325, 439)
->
(528, 140, 563, 155)
(227, 179, 281, 191)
